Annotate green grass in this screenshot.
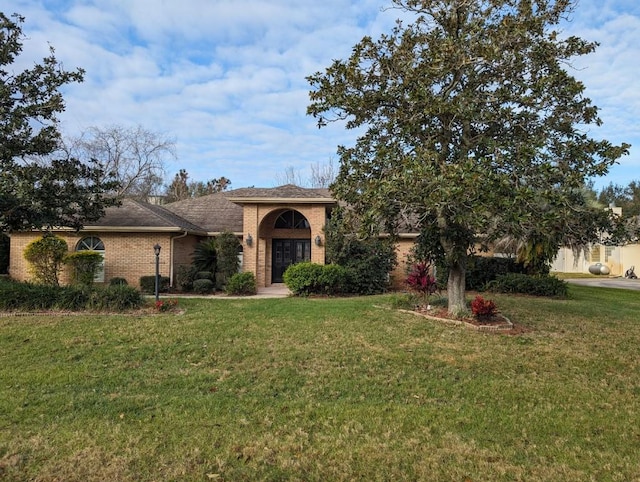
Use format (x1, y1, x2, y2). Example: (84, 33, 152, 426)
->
(1, 285, 639, 481)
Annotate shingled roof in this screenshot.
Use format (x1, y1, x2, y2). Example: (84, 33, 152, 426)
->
(226, 184, 333, 202)
(85, 199, 206, 233)
(163, 192, 243, 234)
(81, 185, 335, 234)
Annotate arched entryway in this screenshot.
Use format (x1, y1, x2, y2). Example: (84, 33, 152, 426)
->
(260, 209, 311, 283)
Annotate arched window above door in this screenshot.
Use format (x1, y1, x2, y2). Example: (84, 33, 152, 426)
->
(77, 236, 105, 251)
(274, 210, 310, 229)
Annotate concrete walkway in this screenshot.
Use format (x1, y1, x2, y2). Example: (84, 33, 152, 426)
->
(165, 283, 292, 299)
(565, 277, 640, 291)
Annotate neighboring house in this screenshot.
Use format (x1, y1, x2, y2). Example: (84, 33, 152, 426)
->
(551, 207, 640, 277)
(8, 185, 416, 289)
(552, 243, 640, 277)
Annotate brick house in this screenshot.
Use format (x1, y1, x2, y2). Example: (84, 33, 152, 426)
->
(8, 185, 416, 289)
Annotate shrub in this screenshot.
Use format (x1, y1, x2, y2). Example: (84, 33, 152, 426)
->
(195, 271, 214, 280)
(57, 285, 92, 310)
(215, 230, 241, 287)
(471, 295, 498, 320)
(156, 298, 179, 312)
(318, 264, 350, 295)
(109, 277, 128, 286)
(225, 272, 257, 296)
(23, 234, 68, 286)
(88, 285, 143, 311)
(192, 239, 217, 274)
(175, 265, 196, 292)
(406, 261, 438, 305)
(193, 278, 214, 294)
(0, 233, 9, 275)
(0, 279, 143, 312)
(436, 255, 527, 291)
(139, 275, 170, 294)
(283, 262, 323, 296)
(325, 215, 396, 295)
(65, 251, 103, 286)
(0, 281, 60, 311)
(486, 273, 568, 297)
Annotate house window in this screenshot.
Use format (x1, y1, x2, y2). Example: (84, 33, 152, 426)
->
(605, 246, 614, 262)
(274, 210, 310, 229)
(76, 236, 105, 282)
(590, 245, 601, 263)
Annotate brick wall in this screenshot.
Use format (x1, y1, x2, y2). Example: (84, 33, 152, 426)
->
(241, 204, 329, 287)
(9, 231, 177, 288)
(390, 237, 416, 290)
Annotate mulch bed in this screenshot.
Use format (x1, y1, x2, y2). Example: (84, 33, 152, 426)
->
(407, 306, 530, 335)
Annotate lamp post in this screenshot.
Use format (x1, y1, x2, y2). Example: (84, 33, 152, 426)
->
(154, 243, 161, 302)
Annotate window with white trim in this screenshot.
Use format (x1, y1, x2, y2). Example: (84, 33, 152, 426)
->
(76, 236, 105, 282)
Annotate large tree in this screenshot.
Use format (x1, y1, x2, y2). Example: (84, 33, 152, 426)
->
(0, 13, 119, 232)
(67, 124, 175, 200)
(164, 169, 231, 202)
(597, 180, 640, 219)
(307, 0, 629, 314)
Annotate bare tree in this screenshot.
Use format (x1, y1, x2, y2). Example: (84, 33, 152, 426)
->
(275, 165, 306, 187)
(275, 161, 335, 188)
(309, 160, 336, 188)
(69, 125, 176, 199)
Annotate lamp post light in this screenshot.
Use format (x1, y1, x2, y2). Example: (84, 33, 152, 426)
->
(153, 243, 161, 302)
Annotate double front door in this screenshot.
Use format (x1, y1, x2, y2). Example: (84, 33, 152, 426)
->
(272, 239, 311, 283)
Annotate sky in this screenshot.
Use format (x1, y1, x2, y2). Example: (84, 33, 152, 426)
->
(3, 0, 639, 190)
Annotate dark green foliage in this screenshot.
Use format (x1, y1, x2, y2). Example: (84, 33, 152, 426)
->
(225, 272, 257, 296)
(192, 278, 214, 294)
(486, 274, 568, 298)
(195, 271, 214, 280)
(283, 262, 324, 296)
(139, 275, 170, 294)
(65, 251, 103, 286)
(87, 285, 143, 311)
(109, 277, 128, 286)
(215, 230, 241, 287)
(325, 214, 396, 295)
(57, 285, 92, 310)
(437, 256, 527, 291)
(308, 0, 628, 313)
(0, 14, 120, 232)
(191, 239, 217, 276)
(597, 180, 640, 218)
(0, 280, 142, 311)
(23, 235, 68, 286)
(0, 233, 9, 274)
(284, 262, 350, 296)
(318, 264, 350, 295)
(175, 265, 196, 292)
(0, 281, 60, 310)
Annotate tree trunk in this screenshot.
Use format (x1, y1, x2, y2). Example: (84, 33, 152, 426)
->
(447, 259, 466, 315)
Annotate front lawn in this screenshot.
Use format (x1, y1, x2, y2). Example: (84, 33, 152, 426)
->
(1, 285, 639, 481)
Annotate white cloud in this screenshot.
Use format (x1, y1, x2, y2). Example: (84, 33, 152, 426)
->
(2, 0, 638, 189)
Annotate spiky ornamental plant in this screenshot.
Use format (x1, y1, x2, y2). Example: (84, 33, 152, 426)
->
(308, 0, 629, 314)
(406, 261, 438, 308)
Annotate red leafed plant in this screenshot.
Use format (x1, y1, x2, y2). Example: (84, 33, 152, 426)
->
(471, 295, 498, 320)
(406, 261, 438, 306)
(156, 298, 179, 312)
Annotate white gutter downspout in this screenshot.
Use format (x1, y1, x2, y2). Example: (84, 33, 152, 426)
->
(170, 231, 189, 287)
